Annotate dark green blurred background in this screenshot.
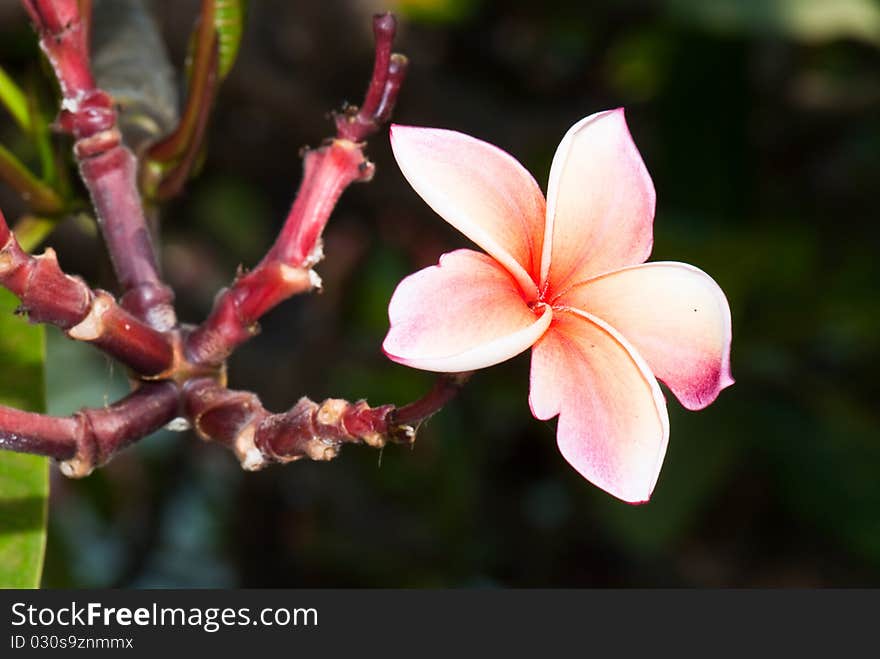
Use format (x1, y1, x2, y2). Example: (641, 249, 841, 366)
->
(1, 0, 878, 586)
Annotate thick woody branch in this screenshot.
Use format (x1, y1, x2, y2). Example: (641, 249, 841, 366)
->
(185, 16, 407, 365)
(24, 0, 175, 330)
(0, 382, 180, 476)
(0, 10, 456, 487)
(182, 373, 469, 470)
(0, 209, 174, 375)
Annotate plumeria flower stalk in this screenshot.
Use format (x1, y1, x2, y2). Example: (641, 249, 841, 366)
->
(383, 109, 734, 503)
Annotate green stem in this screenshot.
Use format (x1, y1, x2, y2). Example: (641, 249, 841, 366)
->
(0, 143, 64, 215)
(25, 89, 58, 186)
(0, 66, 31, 132)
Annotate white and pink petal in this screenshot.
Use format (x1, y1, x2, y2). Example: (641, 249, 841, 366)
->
(383, 249, 551, 373)
(541, 109, 656, 294)
(390, 124, 546, 296)
(556, 262, 733, 410)
(529, 308, 669, 504)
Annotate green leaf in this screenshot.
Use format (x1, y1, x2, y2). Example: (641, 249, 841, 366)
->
(0, 288, 48, 589)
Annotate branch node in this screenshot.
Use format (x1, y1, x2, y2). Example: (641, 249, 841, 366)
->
(58, 454, 94, 478)
(308, 269, 323, 292)
(164, 417, 191, 432)
(316, 398, 348, 427)
(234, 422, 267, 471)
(59, 414, 98, 479)
(304, 240, 325, 268)
(66, 290, 110, 341)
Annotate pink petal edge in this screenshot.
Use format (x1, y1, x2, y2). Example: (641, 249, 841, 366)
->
(540, 108, 656, 294)
(383, 249, 552, 373)
(529, 308, 669, 504)
(555, 261, 734, 411)
(390, 124, 546, 296)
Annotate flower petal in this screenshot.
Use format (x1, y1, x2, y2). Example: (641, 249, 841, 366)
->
(390, 125, 545, 296)
(557, 262, 733, 410)
(384, 249, 552, 372)
(541, 108, 656, 293)
(529, 308, 669, 503)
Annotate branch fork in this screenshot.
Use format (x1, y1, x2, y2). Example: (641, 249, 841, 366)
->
(1, 3, 465, 478)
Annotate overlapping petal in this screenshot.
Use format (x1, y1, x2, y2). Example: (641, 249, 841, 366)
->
(540, 109, 656, 294)
(390, 125, 546, 297)
(529, 308, 669, 503)
(556, 262, 733, 410)
(383, 249, 552, 373)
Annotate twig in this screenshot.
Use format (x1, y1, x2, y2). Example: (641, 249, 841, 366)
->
(0, 405, 78, 461)
(335, 14, 409, 143)
(182, 373, 469, 470)
(185, 14, 407, 365)
(24, 0, 176, 330)
(0, 209, 174, 375)
(0, 382, 179, 476)
(0, 7, 470, 482)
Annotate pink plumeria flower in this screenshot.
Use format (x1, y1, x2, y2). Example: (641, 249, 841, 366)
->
(383, 109, 733, 503)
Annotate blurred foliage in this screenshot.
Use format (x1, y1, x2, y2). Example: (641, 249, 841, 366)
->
(665, 0, 880, 45)
(0, 289, 48, 589)
(0, 0, 877, 587)
(395, 0, 480, 24)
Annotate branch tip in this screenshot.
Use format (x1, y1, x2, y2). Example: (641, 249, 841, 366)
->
(372, 12, 397, 40)
(335, 12, 406, 142)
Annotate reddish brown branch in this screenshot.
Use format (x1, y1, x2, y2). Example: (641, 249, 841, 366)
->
(62, 381, 180, 476)
(185, 16, 407, 365)
(267, 142, 372, 267)
(336, 14, 409, 143)
(0, 405, 78, 460)
(184, 259, 316, 365)
(182, 373, 469, 469)
(395, 372, 472, 427)
(24, 0, 175, 330)
(0, 9, 447, 484)
(184, 143, 361, 364)
(0, 209, 174, 375)
(23, 0, 95, 99)
(78, 0, 93, 52)
(0, 382, 180, 475)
